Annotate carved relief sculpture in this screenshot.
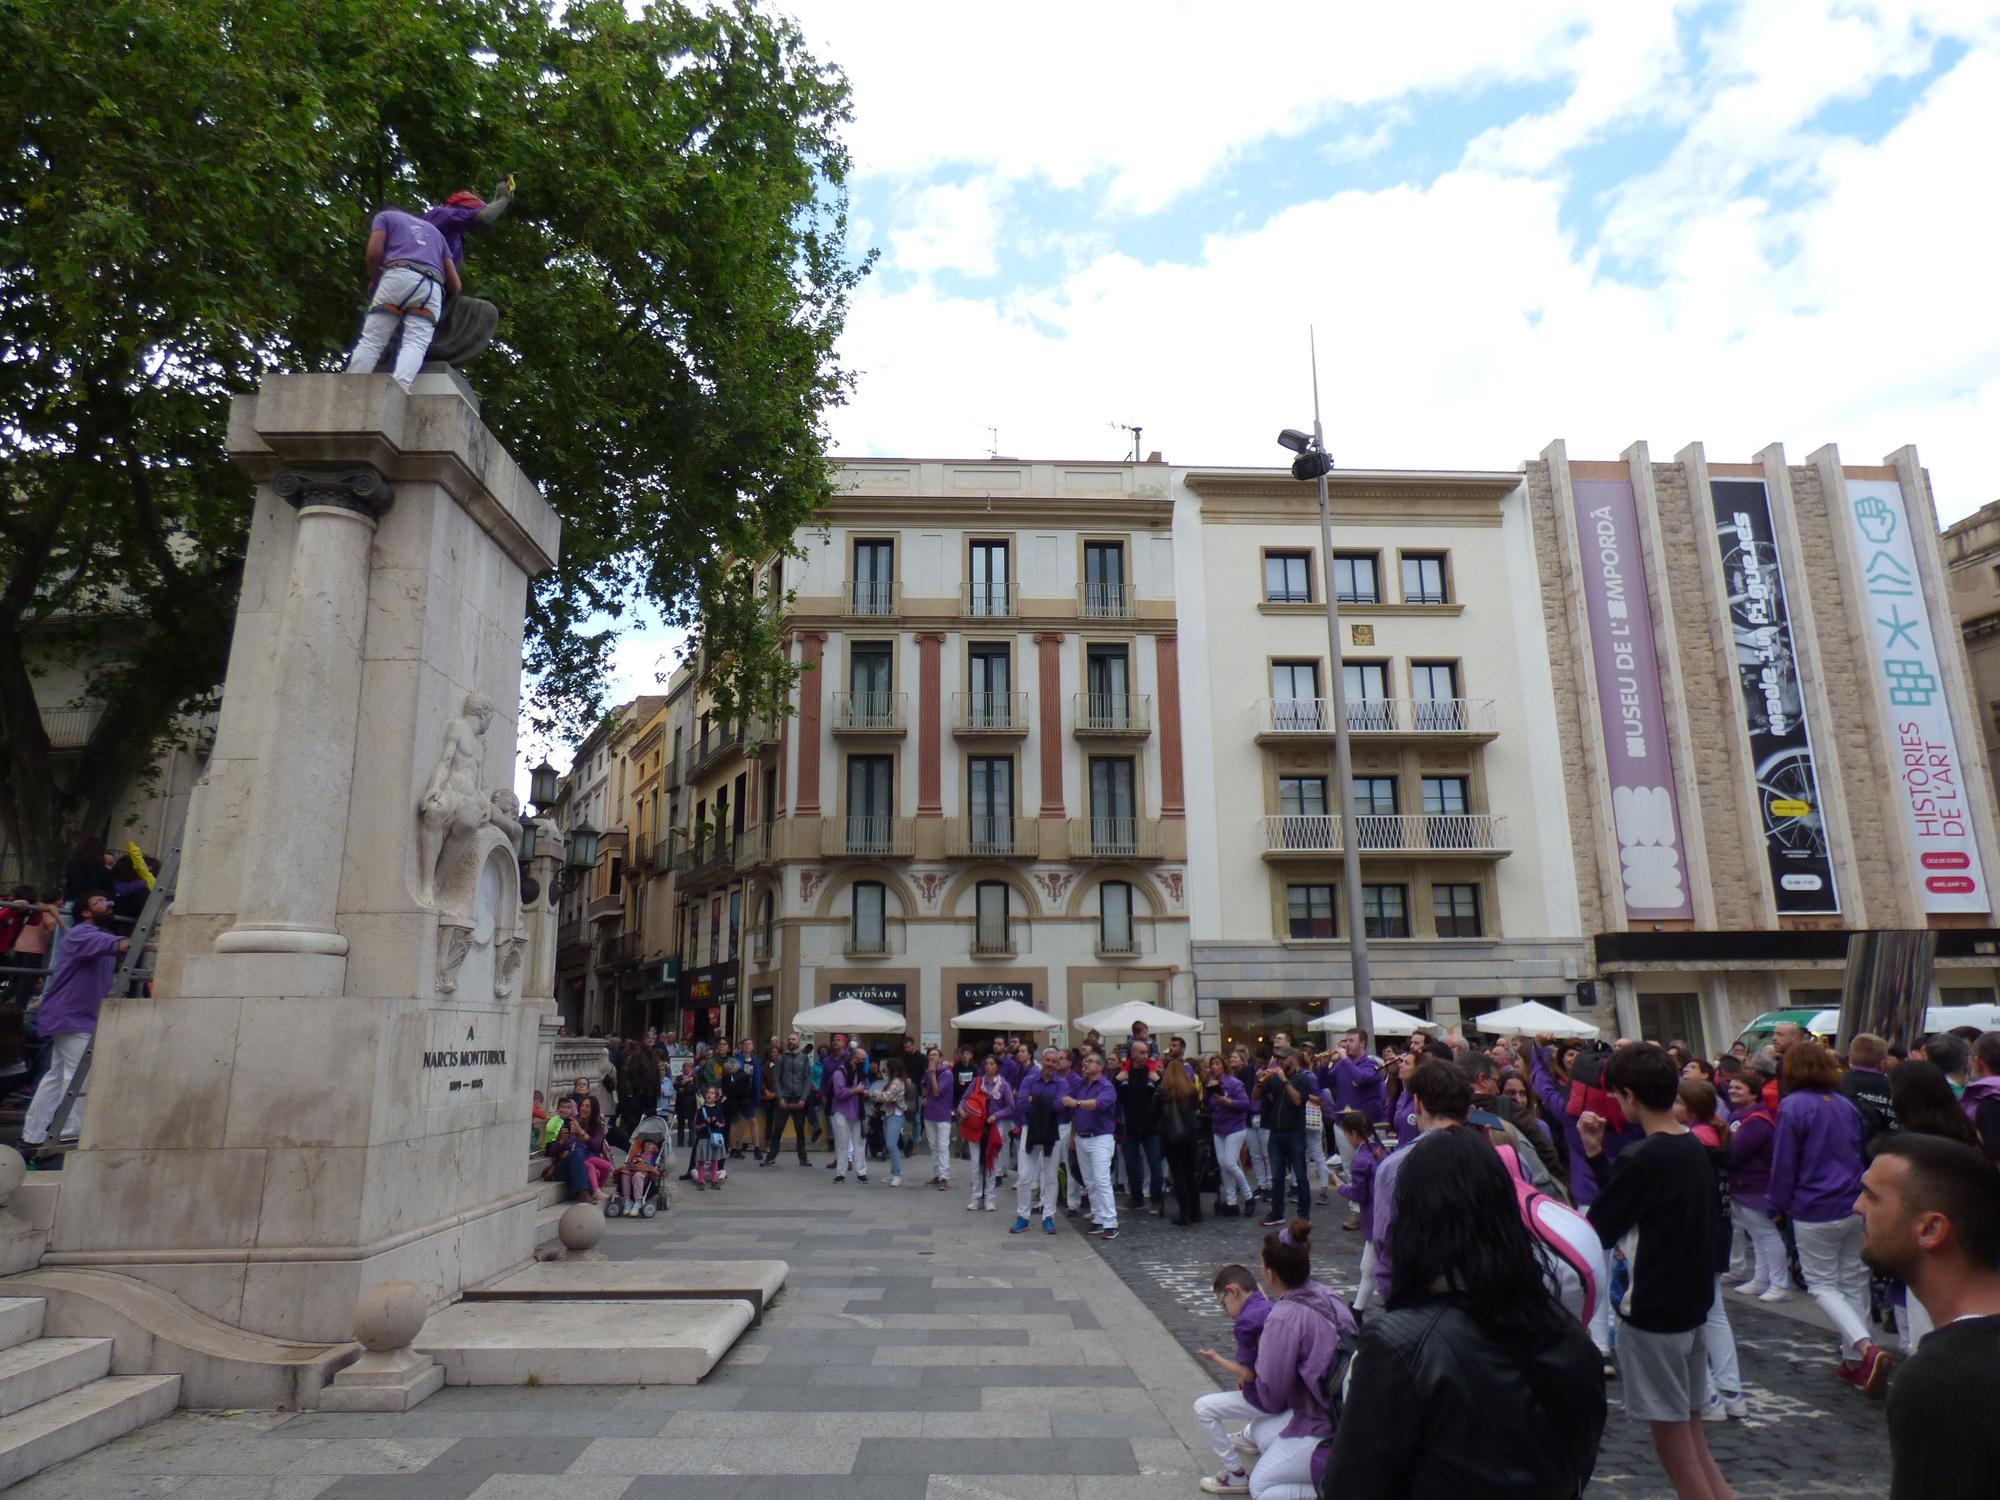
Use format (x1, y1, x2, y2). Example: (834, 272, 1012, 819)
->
(419, 693, 494, 905)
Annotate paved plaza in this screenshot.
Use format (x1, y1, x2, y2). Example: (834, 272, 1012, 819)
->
(11, 1144, 1895, 1499)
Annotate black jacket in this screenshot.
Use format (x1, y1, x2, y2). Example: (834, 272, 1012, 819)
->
(1323, 1296, 1605, 1500)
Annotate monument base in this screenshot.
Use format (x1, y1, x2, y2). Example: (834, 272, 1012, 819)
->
(317, 1346, 444, 1412)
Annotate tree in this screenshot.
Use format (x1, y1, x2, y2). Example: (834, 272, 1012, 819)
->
(0, 0, 867, 883)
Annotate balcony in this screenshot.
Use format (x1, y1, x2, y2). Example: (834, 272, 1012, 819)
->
(970, 921, 1018, 958)
(625, 840, 655, 875)
(1258, 813, 1511, 859)
(738, 822, 775, 867)
(946, 816, 1035, 858)
(653, 835, 677, 872)
(1076, 582, 1137, 620)
(676, 831, 740, 888)
(1253, 697, 1498, 744)
(664, 755, 683, 791)
(843, 921, 903, 958)
(595, 930, 646, 972)
(961, 581, 1017, 618)
(1073, 692, 1152, 738)
(952, 690, 1029, 737)
(1095, 936, 1141, 959)
(40, 701, 105, 750)
(1067, 816, 1165, 860)
(555, 919, 587, 959)
(843, 580, 902, 618)
(751, 928, 774, 965)
(684, 722, 758, 780)
(821, 815, 917, 858)
(831, 690, 908, 736)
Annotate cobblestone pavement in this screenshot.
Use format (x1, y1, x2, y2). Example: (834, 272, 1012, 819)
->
(1077, 1181, 1894, 1500)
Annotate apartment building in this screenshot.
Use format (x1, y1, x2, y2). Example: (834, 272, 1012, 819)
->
(1532, 441, 2000, 1050)
(1941, 497, 2000, 814)
(1174, 467, 1589, 1049)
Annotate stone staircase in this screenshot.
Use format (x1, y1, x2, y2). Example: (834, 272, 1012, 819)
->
(0, 1296, 179, 1488)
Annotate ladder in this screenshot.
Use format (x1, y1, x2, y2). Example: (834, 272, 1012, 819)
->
(37, 845, 178, 1154)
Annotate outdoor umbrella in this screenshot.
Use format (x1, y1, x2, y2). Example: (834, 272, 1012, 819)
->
(789, 997, 909, 1034)
(1471, 999, 1600, 1039)
(1308, 1001, 1440, 1037)
(949, 999, 1062, 1031)
(1071, 999, 1202, 1035)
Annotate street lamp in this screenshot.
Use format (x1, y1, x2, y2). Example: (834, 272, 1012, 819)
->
(566, 821, 601, 873)
(528, 760, 560, 812)
(1276, 332, 1374, 1057)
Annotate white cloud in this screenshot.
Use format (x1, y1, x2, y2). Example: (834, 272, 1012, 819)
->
(887, 176, 1006, 278)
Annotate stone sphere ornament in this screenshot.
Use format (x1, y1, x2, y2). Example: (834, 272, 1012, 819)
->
(0, 1145, 24, 1210)
(557, 1202, 606, 1254)
(352, 1278, 428, 1353)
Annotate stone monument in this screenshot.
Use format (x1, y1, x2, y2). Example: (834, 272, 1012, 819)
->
(39, 372, 561, 1345)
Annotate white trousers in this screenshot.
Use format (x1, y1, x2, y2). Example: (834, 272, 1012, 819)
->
(1305, 1123, 1331, 1193)
(1213, 1129, 1253, 1206)
(927, 1119, 953, 1183)
(1061, 1124, 1083, 1209)
(1246, 1413, 1316, 1500)
(1703, 1275, 1741, 1397)
(831, 1113, 865, 1173)
(22, 1031, 90, 1146)
(344, 268, 443, 390)
(1353, 1240, 1380, 1313)
(1017, 1142, 1059, 1221)
(1734, 1202, 1792, 1291)
(1245, 1126, 1272, 1191)
(1076, 1132, 1117, 1229)
(1794, 1214, 1873, 1360)
(1193, 1388, 1260, 1468)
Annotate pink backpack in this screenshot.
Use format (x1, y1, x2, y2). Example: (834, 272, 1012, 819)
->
(1495, 1143, 1600, 1318)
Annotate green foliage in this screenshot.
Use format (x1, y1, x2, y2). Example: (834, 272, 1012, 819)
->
(0, 0, 868, 880)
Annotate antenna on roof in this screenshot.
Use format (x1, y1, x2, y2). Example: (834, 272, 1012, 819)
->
(1111, 421, 1143, 462)
(981, 425, 999, 460)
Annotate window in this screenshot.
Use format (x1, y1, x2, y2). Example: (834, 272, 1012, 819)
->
(1085, 644, 1132, 728)
(1410, 662, 1461, 729)
(1099, 881, 1136, 954)
(727, 888, 741, 960)
(851, 881, 887, 954)
(1363, 884, 1409, 938)
(1422, 776, 1474, 848)
(1287, 884, 1336, 939)
(848, 643, 894, 726)
(1353, 776, 1399, 849)
(969, 540, 1011, 616)
(845, 755, 893, 852)
(1264, 551, 1312, 603)
(852, 539, 895, 615)
(1332, 553, 1379, 604)
(968, 757, 1015, 853)
(1088, 756, 1137, 851)
(967, 643, 1014, 728)
(1420, 776, 1468, 815)
(1401, 553, 1449, 605)
(756, 890, 774, 959)
(1083, 541, 1127, 616)
(974, 881, 1012, 954)
(1433, 883, 1481, 937)
(1276, 776, 1331, 850)
(1343, 662, 1391, 730)
(1270, 660, 1324, 730)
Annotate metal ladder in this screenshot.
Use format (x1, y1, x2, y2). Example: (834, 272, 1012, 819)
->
(37, 845, 179, 1154)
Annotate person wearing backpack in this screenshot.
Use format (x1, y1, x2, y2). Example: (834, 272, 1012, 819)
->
(1235, 1220, 1354, 1500)
(1323, 1126, 1606, 1500)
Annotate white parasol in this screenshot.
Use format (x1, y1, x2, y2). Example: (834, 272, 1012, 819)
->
(950, 999, 1063, 1031)
(1071, 999, 1203, 1035)
(789, 997, 909, 1035)
(1470, 999, 1600, 1039)
(1308, 1001, 1441, 1037)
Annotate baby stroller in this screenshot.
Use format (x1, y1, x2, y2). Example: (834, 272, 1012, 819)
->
(605, 1114, 670, 1219)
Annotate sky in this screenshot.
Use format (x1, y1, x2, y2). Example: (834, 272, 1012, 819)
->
(545, 0, 2000, 765)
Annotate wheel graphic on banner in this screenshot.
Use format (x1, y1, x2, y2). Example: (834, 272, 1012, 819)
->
(1756, 747, 1825, 854)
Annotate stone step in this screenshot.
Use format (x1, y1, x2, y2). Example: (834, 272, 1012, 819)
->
(415, 1299, 752, 1386)
(0, 1299, 45, 1352)
(0, 1374, 181, 1490)
(0, 1338, 112, 1418)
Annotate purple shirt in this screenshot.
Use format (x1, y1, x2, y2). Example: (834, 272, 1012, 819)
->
(829, 1066, 865, 1120)
(1335, 1139, 1383, 1241)
(1208, 1074, 1253, 1136)
(1014, 1069, 1067, 1127)
(1368, 1132, 1428, 1290)
(1962, 1074, 2000, 1124)
(1244, 1285, 1354, 1441)
(1329, 1055, 1388, 1121)
(1392, 1089, 1419, 1145)
(1229, 1290, 1273, 1368)
(421, 201, 484, 267)
(1768, 1089, 1865, 1223)
(1069, 1077, 1118, 1136)
(920, 1065, 956, 1123)
(1727, 1106, 1778, 1207)
(33, 920, 121, 1035)
(371, 209, 447, 280)
(998, 1055, 1026, 1091)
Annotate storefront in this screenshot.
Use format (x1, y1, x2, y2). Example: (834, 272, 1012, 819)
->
(827, 982, 908, 1057)
(677, 959, 739, 1047)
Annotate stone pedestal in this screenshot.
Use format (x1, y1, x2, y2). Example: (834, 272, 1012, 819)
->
(43, 374, 561, 1344)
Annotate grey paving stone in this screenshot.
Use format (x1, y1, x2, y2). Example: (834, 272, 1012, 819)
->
(621, 1478, 928, 1500)
(921, 1328, 1031, 1346)
(421, 1439, 591, 1476)
(568, 1437, 859, 1475)
(1050, 1410, 1177, 1439)
(853, 1438, 1139, 1476)
(733, 1386, 982, 1413)
(316, 1478, 484, 1500)
(395, 1410, 671, 1439)
(915, 1364, 1141, 1389)
(466, 1479, 631, 1500)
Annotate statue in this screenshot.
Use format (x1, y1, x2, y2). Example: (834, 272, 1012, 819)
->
(418, 693, 495, 905)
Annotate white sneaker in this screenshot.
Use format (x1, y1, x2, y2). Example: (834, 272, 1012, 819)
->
(1722, 1390, 1748, 1418)
(983, 1199, 999, 1211)
(1758, 1286, 1794, 1303)
(967, 1201, 982, 1211)
(1199, 1470, 1249, 1494)
(889, 1177, 901, 1187)
(1701, 1393, 1727, 1423)
(1229, 1431, 1260, 1457)
(1733, 1281, 1767, 1297)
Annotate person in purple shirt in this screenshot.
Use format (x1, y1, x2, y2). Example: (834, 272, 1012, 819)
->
(827, 1047, 869, 1183)
(20, 893, 128, 1163)
(1193, 1264, 1274, 1491)
(343, 206, 460, 390)
(1238, 1221, 1355, 1498)
(1205, 1054, 1255, 1217)
(1064, 1052, 1120, 1237)
(1769, 1041, 1890, 1393)
(1010, 1049, 1069, 1234)
(920, 1047, 957, 1191)
(1722, 1073, 1789, 1300)
(421, 178, 513, 270)
(1530, 1040, 1640, 1206)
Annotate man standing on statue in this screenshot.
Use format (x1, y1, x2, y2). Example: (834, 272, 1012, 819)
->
(20, 893, 129, 1168)
(344, 205, 460, 391)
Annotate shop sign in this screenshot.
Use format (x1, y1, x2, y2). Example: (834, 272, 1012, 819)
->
(829, 982, 906, 1008)
(956, 982, 1033, 1008)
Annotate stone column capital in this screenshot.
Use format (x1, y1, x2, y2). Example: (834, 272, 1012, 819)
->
(914, 631, 947, 646)
(273, 464, 395, 519)
(1032, 631, 1066, 645)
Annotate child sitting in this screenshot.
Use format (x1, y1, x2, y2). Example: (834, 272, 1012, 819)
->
(1192, 1263, 1274, 1494)
(691, 1087, 727, 1189)
(616, 1136, 665, 1215)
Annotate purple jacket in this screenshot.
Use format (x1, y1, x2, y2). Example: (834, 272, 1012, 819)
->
(920, 1065, 956, 1123)
(1768, 1089, 1865, 1223)
(32, 920, 121, 1035)
(1208, 1074, 1254, 1136)
(1229, 1290, 1273, 1368)
(1243, 1284, 1355, 1440)
(829, 1066, 866, 1120)
(1329, 1055, 1388, 1122)
(998, 1055, 1026, 1091)
(1727, 1105, 1778, 1208)
(1068, 1076, 1117, 1136)
(1392, 1089, 1419, 1145)
(1335, 1139, 1383, 1241)
(1962, 1074, 2000, 1123)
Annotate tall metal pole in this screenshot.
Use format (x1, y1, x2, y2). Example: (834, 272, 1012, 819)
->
(1308, 330, 1374, 1057)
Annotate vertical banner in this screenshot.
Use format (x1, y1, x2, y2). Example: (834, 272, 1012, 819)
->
(1837, 478, 1988, 912)
(1710, 479, 1839, 913)
(1571, 479, 1694, 919)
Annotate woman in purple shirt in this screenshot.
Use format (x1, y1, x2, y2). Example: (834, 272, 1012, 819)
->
(828, 1047, 869, 1184)
(921, 1047, 956, 1191)
(1768, 1042, 1888, 1395)
(1206, 1054, 1255, 1217)
(1240, 1220, 1354, 1499)
(1723, 1074, 1789, 1300)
